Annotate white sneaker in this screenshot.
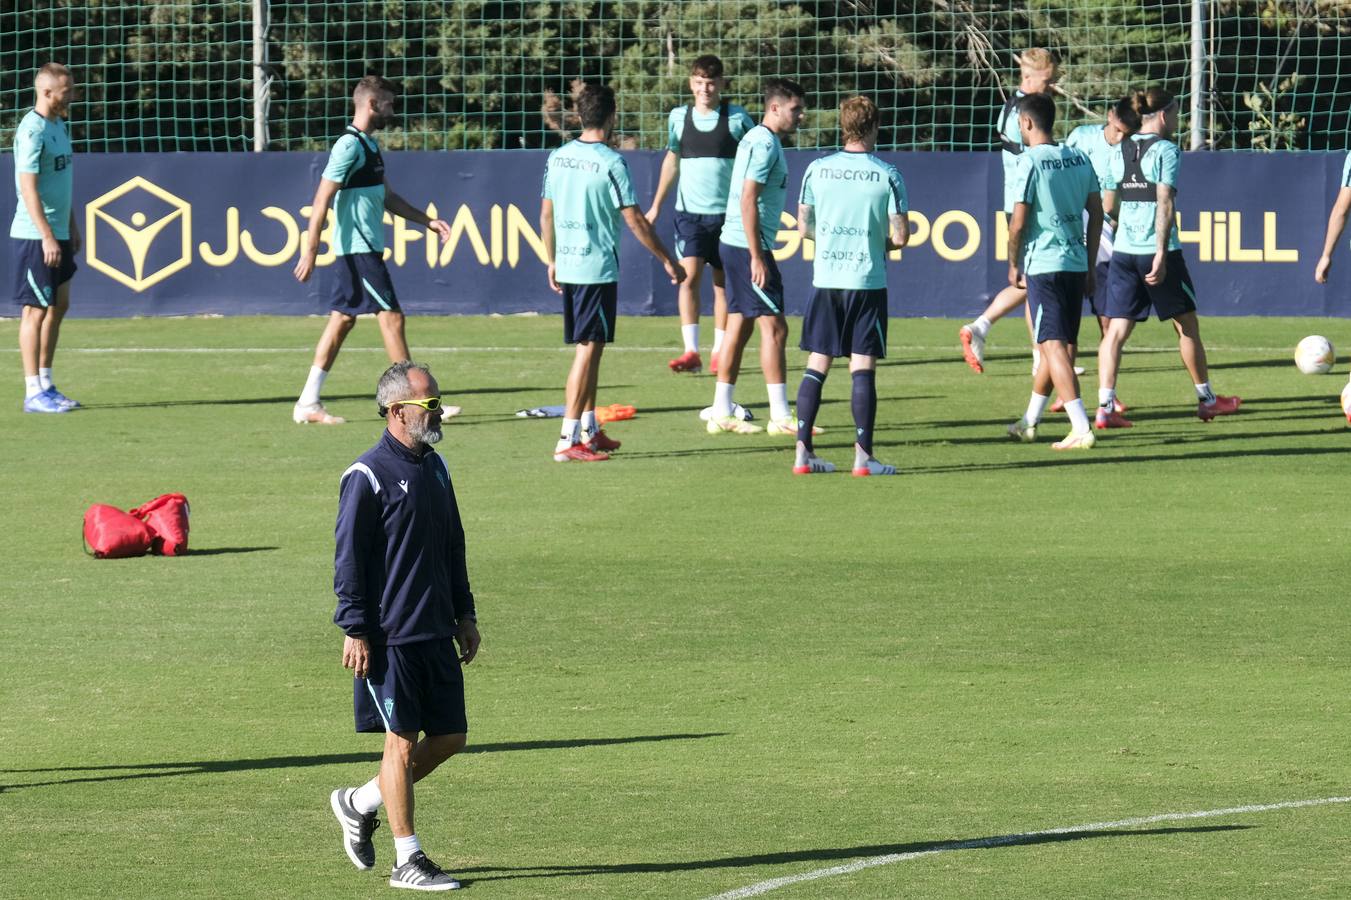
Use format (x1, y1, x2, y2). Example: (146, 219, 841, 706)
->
(1051, 429, 1097, 451)
(767, 416, 822, 436)
(1073, 365, 1086, 376)
(792, 452, 836, 475)
(706, 415, 763, 434)
(293, 401, 345, 425)
(852, 457, 898, 477)
(1007, 417, 1037, 443)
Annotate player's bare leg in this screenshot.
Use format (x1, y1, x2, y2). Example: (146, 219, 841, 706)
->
(1094, 317, 1135, 429)
(670, 257, 705, 372)
(961, 285, 1026, 372)
(710, 267, 729, 373)
(295, 311, 356, 424)
(1174, 311, 1240, 420)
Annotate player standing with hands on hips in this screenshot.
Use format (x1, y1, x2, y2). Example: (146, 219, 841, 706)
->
(330, 362, 480, 892)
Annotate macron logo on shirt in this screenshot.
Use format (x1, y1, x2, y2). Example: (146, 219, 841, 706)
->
(399, 480, 409, 494)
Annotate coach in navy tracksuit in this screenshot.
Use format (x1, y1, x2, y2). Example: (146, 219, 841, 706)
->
(328, 361, 479, 892)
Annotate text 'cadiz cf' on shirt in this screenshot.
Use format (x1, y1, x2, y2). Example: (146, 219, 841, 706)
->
(996, 90, 1026, 214)
(1063, 123, 1116, 262)
(10, 109, 73, 240)
(1011, 143, 1099, 276)
(321, 127, 387, 255)
(542, 139, 636, 284)
(721, 124, 789, 251)
(1109, 133, 1182, 255)
(334, 431, 476, 646)
(799, 150, 907, 290)
(667, 103, 755, 214)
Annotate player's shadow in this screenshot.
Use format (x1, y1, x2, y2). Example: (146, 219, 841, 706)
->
(0, 733, 727, 793)
(902, 444, 1345, 474)
(182, 546, 279, 556)
(90, 386, 548, 411)
(452, 823, 1251, 885)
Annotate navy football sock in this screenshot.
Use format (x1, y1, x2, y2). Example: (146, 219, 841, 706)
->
(851, 369, 877, 454)
(795, 369, 827, 450)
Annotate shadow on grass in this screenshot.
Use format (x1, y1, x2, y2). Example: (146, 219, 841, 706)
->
(454, 823, 1251, 885)
(888, 444, 1346, 474)
(0, 733, 727, 792)
(183, 546, 280, 556)
(87, 386, 549, 411)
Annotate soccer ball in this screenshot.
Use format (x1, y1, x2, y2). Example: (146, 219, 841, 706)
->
(1294, 335, 1335, 375)
(698, 402, 753, 422)
(1341, 380, 1351, 421)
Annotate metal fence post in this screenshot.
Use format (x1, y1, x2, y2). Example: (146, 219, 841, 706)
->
(252, 0, 270, 151)
(1190, 0, 1207, 149)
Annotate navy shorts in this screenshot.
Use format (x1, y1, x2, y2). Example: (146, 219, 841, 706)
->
(720, 243, 785, 318)
(354, 637, 467, 735)
(562, 282, 617, 344)
(11, 238, 77, 308)
(799, 288, 889, 358)
(1026, 271, 1086, 344)
(1089, 260, 1111, 319)
(673, 211, 724, 268)
(1105, 250, 1198, 322)
(331, 252, 401, 316)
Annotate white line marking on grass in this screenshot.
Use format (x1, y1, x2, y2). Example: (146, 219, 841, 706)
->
(704, 796, 1351, 899)
(0, 344, 1296, 355)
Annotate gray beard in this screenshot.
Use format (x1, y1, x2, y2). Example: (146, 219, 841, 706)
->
(408, 419, 443, 446)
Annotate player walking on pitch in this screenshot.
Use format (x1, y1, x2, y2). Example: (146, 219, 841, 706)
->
(541, 83, 684, 462)
(292, 75, 454, 426)
(959, 48, 1059, 374)
(330, 362, 480, 891)
(705, 78, 807, 436)
(1003, 93, 1104, 450)
(11, 63, 81, 413)
(791, 96, 909, 476)
(1098, 87, 1240, 426)
(1313, 149, 1351, 423)
(646, 55, 755, 375)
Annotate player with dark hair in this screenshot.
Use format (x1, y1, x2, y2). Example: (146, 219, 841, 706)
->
(1003, 92, 1103, 450)
(293, 75, 454, 426)
(792, 95, 909, 475)
(959, 48, 1059, 375)
(330, 361, 479, 892)
(1098, 87, 1239, 426)
(705, 77, 807, 436)
(11, 63, 81, 413)
(647, 55, 755, 374)
(541, 83, 684, 461)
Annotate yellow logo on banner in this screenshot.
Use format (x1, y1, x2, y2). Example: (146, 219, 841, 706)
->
(85, 177, 193, 291)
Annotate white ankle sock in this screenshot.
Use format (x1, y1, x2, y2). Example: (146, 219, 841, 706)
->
(300, 366, 328, 406)
(1065, 397, 1090, 433)
(38, 367, 53, 391)
(970, 316, 992, 338)
(712, 382, 735, 418)
(580, 409, 597, 438)
(557, 418, 579, 451)
(767, 383, 790, 421)
(352, 778, 382, 814)
(24, 375, 43, 399)
(1097, 387, 1116, 409)
(681, 323, 699, 353)
(1195, 382, 1216, 403)
(1024, 392, 1050, 426)
(712, 328, 725, 354)
(394, 834, 422, 866)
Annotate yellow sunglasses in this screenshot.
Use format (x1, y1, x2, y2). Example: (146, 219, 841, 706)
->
(395, 397, 443, 411)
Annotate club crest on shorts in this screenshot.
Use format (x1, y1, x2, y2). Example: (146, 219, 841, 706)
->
(384, 697, 395, 718)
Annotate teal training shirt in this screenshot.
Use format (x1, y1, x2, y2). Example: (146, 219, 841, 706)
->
(998, 90, 1026, 214)
(721, 125, 789, 251)
(1010, 143, 1099, 276)
(542, 139, 637, 285)
(1064, 123, 1117, 261)
(321, 131, 387, 255)
(799, 151, 907, 290)
(667, 103, 755, 214)
(1109, 134, 1182, 255)
(10, 109, 73, 240)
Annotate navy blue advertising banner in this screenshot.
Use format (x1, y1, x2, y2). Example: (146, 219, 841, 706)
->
(2, 150, 1348, 318)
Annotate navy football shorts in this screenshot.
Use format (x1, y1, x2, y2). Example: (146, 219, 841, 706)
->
(1089, 260, 1111, 319)
(1105, 250, 1198, 322)
(673, 211, 724, 269)
(799, 288, 889, 358)
(330, 252, 401, 316)
(562, 282, 617, 344)
(1025, 271, 1086, 344)
(720, 243, 785, 319)
(354, 637, 467, 736)
(11, 238, 77, 308)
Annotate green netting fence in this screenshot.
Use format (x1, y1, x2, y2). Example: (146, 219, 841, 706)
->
(2, 1, 1349, 153)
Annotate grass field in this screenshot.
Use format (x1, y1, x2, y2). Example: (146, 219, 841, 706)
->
(1, 313, 1348, 899)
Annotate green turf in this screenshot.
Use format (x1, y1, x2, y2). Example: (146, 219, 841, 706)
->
(0, 314, 1348, 898)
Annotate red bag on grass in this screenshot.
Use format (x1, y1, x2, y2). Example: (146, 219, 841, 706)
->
(129, 493, 191, 556)
(83, 504, 155, 559)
